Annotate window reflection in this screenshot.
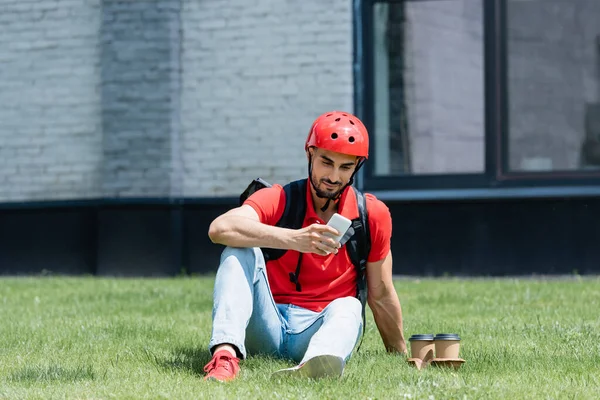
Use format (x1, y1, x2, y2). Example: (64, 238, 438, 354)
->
(372, 0, 485, 176)
(507, 0, 600, 171)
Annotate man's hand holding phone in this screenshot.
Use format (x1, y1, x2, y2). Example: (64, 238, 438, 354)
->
(290, 213, 352, 256)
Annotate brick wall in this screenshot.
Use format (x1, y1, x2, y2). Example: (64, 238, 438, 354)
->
(180, 0, 354, 196)
(100, 0, 182, 197)
(0, 0, 103, 201)
(0, 0, 353, 201)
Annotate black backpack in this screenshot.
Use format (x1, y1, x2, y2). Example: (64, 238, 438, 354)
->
(240, 178, 371, 348)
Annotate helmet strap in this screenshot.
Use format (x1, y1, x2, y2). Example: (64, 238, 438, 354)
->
(320, 198, 332, 213)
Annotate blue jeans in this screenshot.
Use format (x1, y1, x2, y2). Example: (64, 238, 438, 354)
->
(208, 247, 363, 364)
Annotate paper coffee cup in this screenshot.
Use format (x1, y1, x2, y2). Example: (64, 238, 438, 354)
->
(434, 333, 461, 359)
(408, 334, 434, 361)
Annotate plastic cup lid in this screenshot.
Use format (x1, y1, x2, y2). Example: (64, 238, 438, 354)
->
(434, 333, 461, 340)
(409, 334, 434, 341)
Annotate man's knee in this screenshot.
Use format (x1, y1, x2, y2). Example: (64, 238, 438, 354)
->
(220, 246, 254, 263)
(219, 247, 265, 276)
(325, 296, 363, 321)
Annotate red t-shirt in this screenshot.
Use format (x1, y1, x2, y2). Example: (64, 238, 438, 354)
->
(244, 182, 392, 312)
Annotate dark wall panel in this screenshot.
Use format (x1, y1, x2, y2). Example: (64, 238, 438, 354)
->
(388, 198, 600, 276)
(96, 207, 178, 276)
(184, 205, 229, 275)
(1, 197, 599, 276)
(0, 209, 96, 275)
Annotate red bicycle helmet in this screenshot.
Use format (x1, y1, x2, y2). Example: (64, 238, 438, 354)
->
(305, 111, 369, 159)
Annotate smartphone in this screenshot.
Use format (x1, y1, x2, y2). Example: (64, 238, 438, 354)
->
(325, 213, 352, 243)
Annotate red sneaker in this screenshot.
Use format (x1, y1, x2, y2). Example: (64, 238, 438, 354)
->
(203, 350, 241, 382)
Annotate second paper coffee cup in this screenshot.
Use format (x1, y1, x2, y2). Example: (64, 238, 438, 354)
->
(434, 333, 461, 358)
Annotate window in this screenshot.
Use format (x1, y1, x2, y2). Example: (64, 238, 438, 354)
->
(370, 0, 485, 176)
(357, 0, 600, 196)
(506, 0, 600, 173)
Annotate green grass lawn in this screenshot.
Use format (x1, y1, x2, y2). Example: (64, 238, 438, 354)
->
(0, 276, 599, 399)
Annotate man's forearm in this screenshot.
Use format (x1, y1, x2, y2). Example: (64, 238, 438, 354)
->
(209, 215, 294, 250)
(369, 291, 407, 353)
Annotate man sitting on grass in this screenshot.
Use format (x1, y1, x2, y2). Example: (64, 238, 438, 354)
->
(204, 111, 407, 382)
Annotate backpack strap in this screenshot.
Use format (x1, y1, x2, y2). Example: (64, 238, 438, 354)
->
(261, 179, 307, 262)
(346, 187, 371, 351)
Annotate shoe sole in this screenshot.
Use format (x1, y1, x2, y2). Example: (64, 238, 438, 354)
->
(272, 355, 345, 379)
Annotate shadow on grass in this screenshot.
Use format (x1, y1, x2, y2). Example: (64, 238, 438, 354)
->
(10, 364, 95, 384)
(158, 346, 293, 377)
(157, 347, 212, 377)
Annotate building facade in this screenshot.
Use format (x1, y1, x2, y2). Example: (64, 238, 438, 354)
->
(1, 0, 599, 276)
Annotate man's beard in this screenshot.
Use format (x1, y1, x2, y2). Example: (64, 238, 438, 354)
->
(311, 174, 344, 199)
